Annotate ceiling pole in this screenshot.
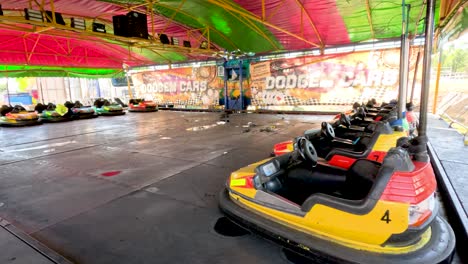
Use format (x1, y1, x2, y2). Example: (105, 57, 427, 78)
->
(216, 0, 281, 49)
(27, 35, 41, 63)
(152, 3, 240, 49)
(365, 0, 375, 39)
(148, 1, 155, 38)
(300, 9, 304, 37)
(412, 0, 427, 37)
(418, 0, 436, 137)
(160, 0, 186, 34)
(207, 27, 210, 50)
(23, 37, 30, 64)
(261, 0, 265, 20)
(293, 0, 324, 48)
(398, 2, 410, 119)
(266, 0, 286, 21)
(50, 0, 56, 24)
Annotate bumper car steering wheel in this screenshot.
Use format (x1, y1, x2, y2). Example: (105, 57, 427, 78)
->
(297, 137, 318, 166)
(339, 113, 351, 128)
(321, 122, 335, 139)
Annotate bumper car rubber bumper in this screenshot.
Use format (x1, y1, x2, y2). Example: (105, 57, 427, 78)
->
(219, 188, 455, 264)
(40, 116, 74, 123)
(74, 113, 98, 119)
(128, 108, 158, 112)
(98, 111, 126, 116)
(0, 119, 42, 127)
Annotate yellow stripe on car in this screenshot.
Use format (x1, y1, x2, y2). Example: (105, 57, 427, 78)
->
(229, 192, 429, 254)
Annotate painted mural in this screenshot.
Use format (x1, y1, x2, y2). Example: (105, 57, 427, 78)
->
(131, 66, 223, 108)
(131, 47, 422, 110)
(249, 48, 422, 107)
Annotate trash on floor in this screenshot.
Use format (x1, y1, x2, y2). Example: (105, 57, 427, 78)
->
(186, 123, 218, 131)
(260, 126, 276, 132)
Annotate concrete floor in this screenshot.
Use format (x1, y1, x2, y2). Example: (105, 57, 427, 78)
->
(0, 111, 461, 264)
(0, 111, 329, 264)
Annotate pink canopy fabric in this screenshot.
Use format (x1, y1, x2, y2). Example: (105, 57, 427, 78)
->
(0, 0, 446, 73)
(233, 0, 350, 50)
(0, 28, 154, 68)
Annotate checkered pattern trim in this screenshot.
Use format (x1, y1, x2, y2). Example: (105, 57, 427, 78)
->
(302, 98, 320, 105)
(251, 98, 263, 106)
(283, 96, 303, 105)
(249, 87, 392, 106)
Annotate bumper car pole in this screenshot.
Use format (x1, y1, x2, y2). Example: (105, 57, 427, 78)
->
(418, 0, 436, 137)
(239, 59, 244, 110)
(6, 70, 10, 105)
(410, 50, 422, 103)
(398, 1, 410, 120)
(124, 63, 134, 99)
(224, 59, 228, 111)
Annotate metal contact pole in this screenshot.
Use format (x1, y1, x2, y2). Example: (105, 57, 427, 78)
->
(239, 60, 243, 110)
(398, 2, 410, 119)
(224, 60, 228, 110)
(6, 76, 10, 105)
(410, 50, 421, 102)
(418, 0, 436, 137)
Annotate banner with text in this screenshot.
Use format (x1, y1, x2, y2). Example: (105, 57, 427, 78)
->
(131, 66, 225, 107)
(249, 48, 422, 107)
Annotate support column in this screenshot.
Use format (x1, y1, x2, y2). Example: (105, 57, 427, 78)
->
(432, 48, 443, 114)
(419, 0, 436, 136)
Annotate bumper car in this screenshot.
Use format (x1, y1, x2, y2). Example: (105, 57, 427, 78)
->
(273, 112, 408, 168)
(220, 137, 455, 264)
(93, 99, 126, 116)
(128, 99, 158, 112)
(35, 103, 74, 123)
(69, 101, 98, 119)
(0, 105, 41, 127)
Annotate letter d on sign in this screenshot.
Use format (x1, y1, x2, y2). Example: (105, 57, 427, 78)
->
(266, 76, 276, 90)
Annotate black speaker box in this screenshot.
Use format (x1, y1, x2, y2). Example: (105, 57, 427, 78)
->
(127, 11, 148, 39)
(45, 10, 65, 25)
(113, 15, 129, 37)
(159, 34, 170, 44)
(92, 22, 106, 33)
